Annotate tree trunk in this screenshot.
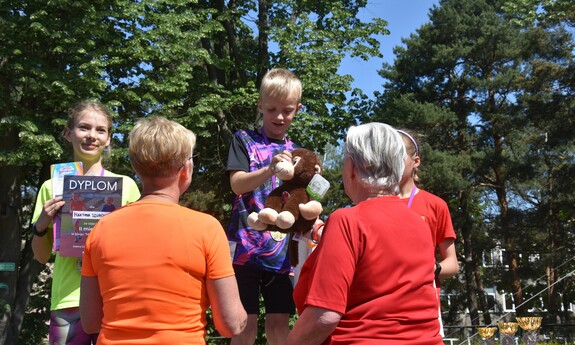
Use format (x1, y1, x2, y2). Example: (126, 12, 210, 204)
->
(5, 240, 46, 345)
(460, 191, 480, 325)
(545, 156, 561, 322)
(256, 0, 269, 87)
(0, 130, 23, 345)
(473, 252, 492, 325)
(217, 0, 246, 85)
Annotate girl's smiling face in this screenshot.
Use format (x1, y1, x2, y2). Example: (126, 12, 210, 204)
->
(65, 109, 111, 162)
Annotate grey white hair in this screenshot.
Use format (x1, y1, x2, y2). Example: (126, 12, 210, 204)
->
(344, 123, 406, 195)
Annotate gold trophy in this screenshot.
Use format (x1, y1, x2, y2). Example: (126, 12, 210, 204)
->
(477, 327, 497, 345)
(498, 322, 519, 345)
(517, 316, 543, 345)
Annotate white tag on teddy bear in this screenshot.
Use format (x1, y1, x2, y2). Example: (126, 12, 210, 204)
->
(306, 174, 330, 200)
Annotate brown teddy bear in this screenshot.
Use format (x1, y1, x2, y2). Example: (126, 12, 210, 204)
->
(247, 148, 324, 266)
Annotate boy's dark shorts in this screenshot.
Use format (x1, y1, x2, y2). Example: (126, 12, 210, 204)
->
(233, 264, 295, 315)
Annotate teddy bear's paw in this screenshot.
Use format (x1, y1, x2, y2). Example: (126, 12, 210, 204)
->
(257, 208, 278, 225)
(299, 200, 323, 220)
(276, 211, 296, 229)
(248, 212, 268, 231)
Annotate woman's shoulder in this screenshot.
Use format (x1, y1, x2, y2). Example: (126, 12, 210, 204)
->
(329, 204, 357, 220)
(175, 205, 225, 231)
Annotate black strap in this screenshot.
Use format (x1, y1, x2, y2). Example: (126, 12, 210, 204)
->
(32, 223, 48, 237)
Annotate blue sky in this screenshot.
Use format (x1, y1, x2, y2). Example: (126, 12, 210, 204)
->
(339, 0, 438, 98)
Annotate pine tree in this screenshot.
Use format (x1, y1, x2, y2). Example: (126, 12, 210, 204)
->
(370, 0, 574, 325)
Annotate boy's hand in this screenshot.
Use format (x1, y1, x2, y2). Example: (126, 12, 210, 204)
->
(268, 150, 292, 177)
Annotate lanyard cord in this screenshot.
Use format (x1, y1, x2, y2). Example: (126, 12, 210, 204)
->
(260, 127, 293, 189)
(407, 186, 418, 208)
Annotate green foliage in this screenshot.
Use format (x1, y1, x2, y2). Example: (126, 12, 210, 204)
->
(320, 142, 352, 215)
(502, 0, 575, 27)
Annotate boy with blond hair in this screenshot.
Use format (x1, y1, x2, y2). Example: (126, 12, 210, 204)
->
(227, 68, 302, 345)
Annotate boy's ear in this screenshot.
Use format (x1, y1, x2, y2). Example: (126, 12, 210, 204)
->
(296, 103, 302, 113)
(257, 99, 263, 113)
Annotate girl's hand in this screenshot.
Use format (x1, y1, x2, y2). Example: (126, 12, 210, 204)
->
(35, 196, 65, 233)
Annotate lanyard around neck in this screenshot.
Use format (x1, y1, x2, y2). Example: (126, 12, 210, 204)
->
(261, 128, 292, 189)
(407, 186, 418, 208)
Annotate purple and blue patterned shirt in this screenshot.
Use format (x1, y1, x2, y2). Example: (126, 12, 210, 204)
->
(226, 129, 296, 273)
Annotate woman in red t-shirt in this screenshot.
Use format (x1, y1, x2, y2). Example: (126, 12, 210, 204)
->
(287, 123, 443, 345)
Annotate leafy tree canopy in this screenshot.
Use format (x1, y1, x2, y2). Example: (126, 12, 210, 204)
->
(0, 0, 388, 342)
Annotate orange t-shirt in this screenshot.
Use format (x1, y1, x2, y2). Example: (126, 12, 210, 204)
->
(82, 199, 234, 345)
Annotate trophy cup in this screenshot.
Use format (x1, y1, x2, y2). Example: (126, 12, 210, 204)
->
(497, 322, 519, 345)
(477, 327, 497, 345)
(517, 316, 542, 345)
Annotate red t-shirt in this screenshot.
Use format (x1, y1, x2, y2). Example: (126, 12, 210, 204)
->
(402, 189, 456, 247)
(294, 196, 442, 345)
(82, 199, 234, 345)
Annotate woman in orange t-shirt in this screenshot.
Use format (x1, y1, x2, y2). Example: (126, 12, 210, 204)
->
(80, 117, 247, 344)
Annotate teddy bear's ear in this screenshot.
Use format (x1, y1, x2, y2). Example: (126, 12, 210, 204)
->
(315, 164, 321, 175)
